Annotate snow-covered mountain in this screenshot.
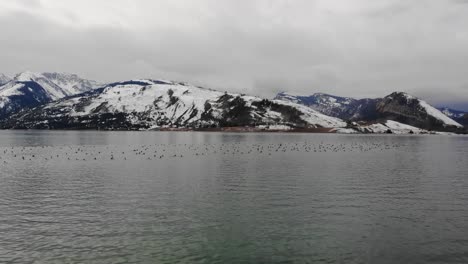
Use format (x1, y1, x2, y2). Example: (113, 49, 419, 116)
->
(0, 74, 11, 85)
(376, 92, 462, 129)
(40, 72, 103, 96)
(275, 92, 379, 121)
(11, 71, 103, 100)
(0, 72, 103, 118)
(439, 107, 466, 119)
(275, 91, 463, 131)
(0, 79, 346, 130)
(0, 72, 465, 133)
(0, 81, 53, 119)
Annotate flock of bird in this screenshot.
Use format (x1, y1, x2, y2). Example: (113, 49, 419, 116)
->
(0, 141, 402, 164)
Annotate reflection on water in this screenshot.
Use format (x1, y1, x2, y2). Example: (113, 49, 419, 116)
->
(0, 131, 467, 263)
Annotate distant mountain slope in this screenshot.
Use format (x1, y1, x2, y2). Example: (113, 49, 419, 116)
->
(460, 114, 468, 126)
(275, 92, 379, 120)
(11, 71, 103, 100)
(275, 91, 463, 131)
(0, 81, 53, 119)
(0, 73, 11, 85)
(41, 72, 103, 96)
(438, 107, 468, 126)
(0, 72, 102, 119)
(439, 107, 466, 119)
(0, 79, 346, 130)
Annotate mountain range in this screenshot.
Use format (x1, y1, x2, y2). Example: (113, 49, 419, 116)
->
(275, 92, 467, 130)
(0, 71, 466, 134)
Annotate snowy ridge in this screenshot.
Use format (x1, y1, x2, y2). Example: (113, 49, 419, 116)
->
(41, 72, 104, 95)
(4, 79, 346, 129)
(69, 80, 223, 122)
(275, 92, 355, 108)
(274, 92, 304, 104)
(76, 80, 346, 128)
(12, 71, 102, 100)
(0, 73, 11, 85)
(271, 99, 347, 128)
(16, 72, 67, 100)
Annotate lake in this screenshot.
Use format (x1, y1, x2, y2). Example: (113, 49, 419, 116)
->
(0, 131, 467, 264)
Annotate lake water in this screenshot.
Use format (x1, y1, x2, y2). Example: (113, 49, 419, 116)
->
(0, 131, 467, 264)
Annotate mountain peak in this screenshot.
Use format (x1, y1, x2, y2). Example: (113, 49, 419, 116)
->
(387, 91, 416, 100)
(10, 71, 103, 99)
(13, 71, 43, 82)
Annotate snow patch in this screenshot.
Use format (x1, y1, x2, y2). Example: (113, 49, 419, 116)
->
(418, 100, 462, 127)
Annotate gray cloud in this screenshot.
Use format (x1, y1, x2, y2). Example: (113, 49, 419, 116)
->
(0, 0, 467, 110)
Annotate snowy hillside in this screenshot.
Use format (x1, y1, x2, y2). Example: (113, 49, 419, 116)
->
(1, 79, 346, 130)
(0, 81, 54, 118)
(356, 120, 426, 134)
(11, 71, 102, 100)
(377, 92, 462, 129)
(0, 71, 102, 118)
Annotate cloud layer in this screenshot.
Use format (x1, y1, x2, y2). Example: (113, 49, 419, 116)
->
(1, 0, 467, 109)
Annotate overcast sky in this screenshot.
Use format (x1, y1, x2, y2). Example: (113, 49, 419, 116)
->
(1, 0, 467, 109)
